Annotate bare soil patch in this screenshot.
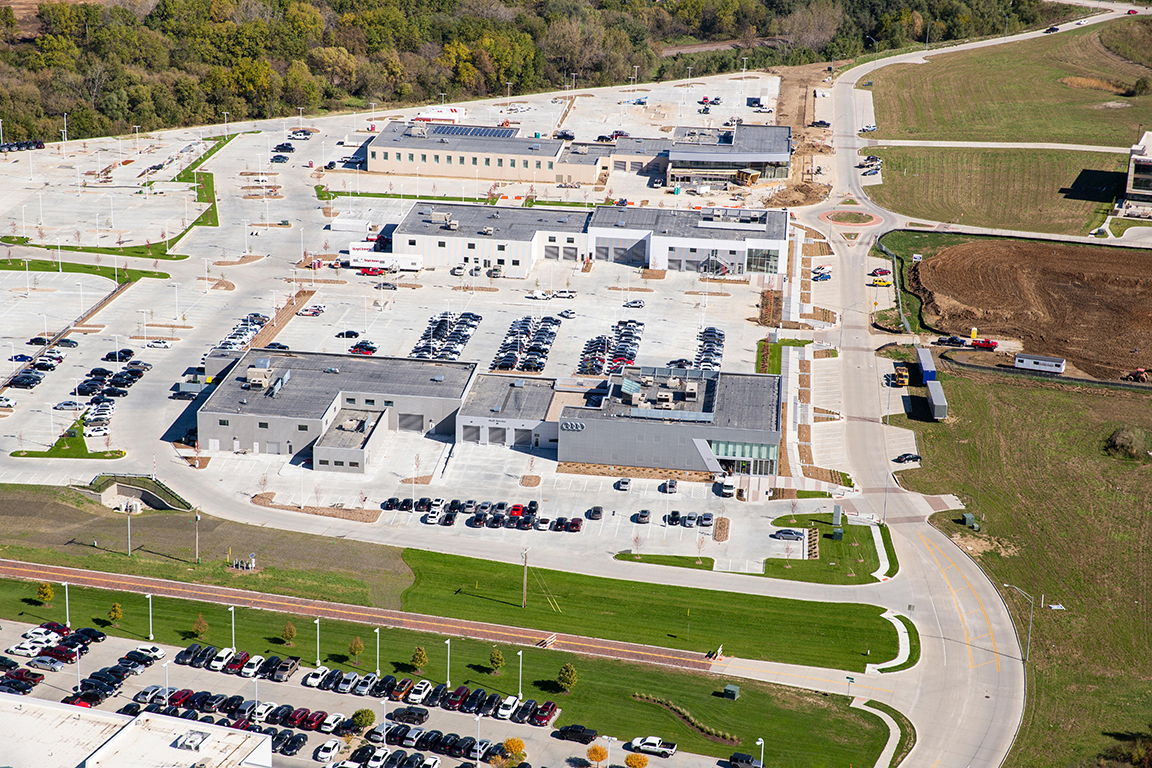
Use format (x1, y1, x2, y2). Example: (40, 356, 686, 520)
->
(558, 463, 713, 483)
(252, 492, 381, 523)
(686, 291, 731, 297)
(911, 240, 1152, 378)
(214, 253, 264, 267)
(520, 475, 541, 488)
(641, 269, 666, 280)
(400, 475, 432, 485)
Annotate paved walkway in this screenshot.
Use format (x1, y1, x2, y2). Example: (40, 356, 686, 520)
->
(867, 139, 1128, 153)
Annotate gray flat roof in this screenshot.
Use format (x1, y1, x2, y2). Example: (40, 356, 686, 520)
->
(460, 374, 556, 421)
(316, 409, 383, 449)
(609, 136, 674, 156)
(396, 202, 592, 242)
(559, 143, 615, 166)
(200, 350, 475, 419)
(712, 372, 780, 431)
(371, 121, 564, 158)
(672, 124, 791, 153)
(589, 206, 788, 242)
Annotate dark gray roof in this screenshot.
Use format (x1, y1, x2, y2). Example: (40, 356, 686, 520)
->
(200, 350, 475, 419)
(608, 136, 673, 155)
(371, 121, 564, 158)
(558, 143, 615, 166)
(460, 374, 555, 421)
(711, 373, 780, 431)
(316, 409, 383, 449)
(396, 202, 591, 242)
(669, 124, 791, 161)
(588, 206, 788, 242)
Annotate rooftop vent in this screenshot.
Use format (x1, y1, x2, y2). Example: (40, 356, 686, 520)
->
(492, 406, 502, 413)
(431, 374, 445, 382)
(323, 367, 340, 374)
(175, 731, 212, 751)
(512, 379, 525, 388)
(482, 226, 494, 235)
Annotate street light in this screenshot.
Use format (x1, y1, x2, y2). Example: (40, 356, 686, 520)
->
(314, 618, 321, 666)
(228, 606, 236, 649)
(1003, 584, 1034, 662)
(62, 582, 70, 627)
(145, 594, 153, 641)
(170, 283, 179, 321)
(516, 649, 523, 699)
(602, 735, 617, 768)
(445, 638, 451, 687)
(374, 627, 381, 677)
(163, 661, 170, 705)
(755, 737, 764, 768)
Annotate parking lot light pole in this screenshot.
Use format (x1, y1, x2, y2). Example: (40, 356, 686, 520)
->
(603, 736, 617, 768)
(314, 618, 321, 666)
(374, 627, 380, 677)
(475, 714, 481, 751)
(62, 582, 70, 627)
(445, 638, 451, 687)
(163, 661, 170, 705)
(756, 737, 764, 767)
(1003, 584, 1034, 662)
(517, 649, 523, 698)
(228, 606, 235, 649)
(145, 594, 153, 640)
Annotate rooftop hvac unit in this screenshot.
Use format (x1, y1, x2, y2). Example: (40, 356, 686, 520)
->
(667, 377, 680, 387)
(430, 212, 451, 223)
(512, 379, 525, 388)
(446, 220, 459, 230)
(431, 374, 445, 382)
(482, 226, 494, 235)
(685, 381, 699, 401)
(656, 391, 673, 403)
(175, 731, 211, 751)
(641, 376, 655, 386)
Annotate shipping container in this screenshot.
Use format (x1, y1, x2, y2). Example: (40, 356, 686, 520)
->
(926, 380, 947, 420)
(916, 347, 937, 383)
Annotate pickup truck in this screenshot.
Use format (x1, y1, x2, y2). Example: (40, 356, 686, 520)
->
(630, 737, 678, 758)
(558, 725, 598, 744)
(971, 338, 998, 350)
(273, 656, 301, 682)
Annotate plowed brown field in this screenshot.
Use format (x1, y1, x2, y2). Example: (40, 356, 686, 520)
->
(912, 240, 1152, 378)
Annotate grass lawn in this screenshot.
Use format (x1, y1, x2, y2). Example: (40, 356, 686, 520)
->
(887, 370, 1152, 767)
(0, 577, 889, 765)
(867, 147, 1126, 236)
(879, 615, 921, 674)
(761, 513, 886, 585)
(402, 550, 898, 671)
(0, 485, 412, 608)
(315, 185, 495, 206)
(0, 257, 169, 283)
(612, 553, 715, 570)
(870, 21, 1152, 144)
(10, 419, 123, 459)
(757, 338, 812, 375)
(866, 700, 917, 767)
(81, 475, 191, 510)
(1108, 217, 1152, 237)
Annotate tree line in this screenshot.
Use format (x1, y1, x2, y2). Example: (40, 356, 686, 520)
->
(0, 0, 1047, 141)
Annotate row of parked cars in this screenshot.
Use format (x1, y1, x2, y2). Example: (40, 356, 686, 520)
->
(411, 311, 481, 361)
(212, 313, 270, 354)
(667, 326, 726, 371)
(1, 140, 45, 152)
(491, 315, 562, 372)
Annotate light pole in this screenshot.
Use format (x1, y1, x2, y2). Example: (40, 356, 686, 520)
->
(138, 309, 149, 346)
(228, 606, 236, 649)
(202, 258, 211, 294)
(505, 82, 513, 102)
(62, 582, 70, 627)
(133, 125, 140, 154)
(297, 106, 304, 127)
(194, 511, 200, 564)
(145, 594, 153, 641)
(440, 92, 447, 105)
(1003, 583, 1034, 662)
(475, 714, 481, 753)
(445, 638, 451, 687)
(516, 649, 523, 699)
(314, 618, 321, 666)
(756, 737, 764, 767)
(866, 36, 879, 77)
(602, 735, 617, 768)
(170, 283, 179, 321)
(521, 547, 530, 608)
(374, 627, 381, 677)
(222, 111, 229, 137)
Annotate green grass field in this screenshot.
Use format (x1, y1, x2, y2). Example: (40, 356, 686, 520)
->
(612, 553, 716, 570)
(871, 21, 1152, 144)
(401, 550, 898, 671)
(0, 577, 890, 764)
(0, 256, 169, 282)
(757, 338, 812, 375)
(10, 419, 123, 459)
(889, 370, 1152, 767)
(761, 513, 887, 585)
(867, 147, 1126, 235)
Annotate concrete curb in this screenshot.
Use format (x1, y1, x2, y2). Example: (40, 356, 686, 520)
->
(867, 610, 910, 674)
(852, 698, 903, 768)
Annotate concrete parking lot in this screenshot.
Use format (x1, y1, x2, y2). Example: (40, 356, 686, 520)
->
(0, 619, 717, 768)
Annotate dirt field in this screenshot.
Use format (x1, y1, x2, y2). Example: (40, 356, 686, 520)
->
(911, 240, 1152, 378)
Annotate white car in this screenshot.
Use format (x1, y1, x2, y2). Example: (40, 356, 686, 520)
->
(526, 290, 552, 300)
(153, 687, 178, 704)
(470, 740, 492, 760)
(496, 694, 519, 719)
(365, 747, 390, 768)
(135, 644, 166, 660)
(147, 339, 171, 348)
(252, 701, 276, 721)
(0, 396, 15, 408)
(407, 680, 432, 704)
(623, 299, 645, 309)
(6, 643, 45, 657)
(22, 628, 56, 642)
(240, 654, 264, 677)
(553, 290, 576, 299)
(319, 712, 345, 734)
(53, 400, 83, 411)
(84, 427, 109, 438)
(422, 757, 441, 768)
(303, 665, 329, 687)
(316, 738, 342, 762)
(28, 657, 64, 672)
(812, 266, 831, 275)
(207, 647, 234, 671)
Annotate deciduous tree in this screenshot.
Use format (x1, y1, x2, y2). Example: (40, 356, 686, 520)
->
(588, 745, 607, 767)
(349, 636, 365, 665)
(557, 662, 578, 693)
(36, 583, 54, 606)
(281, 621, 297, 646)
(193, 613, 209, 639)
(412, 645, 428, 673)
(108, 602, 123, 627)
(490, 646, 505, 675)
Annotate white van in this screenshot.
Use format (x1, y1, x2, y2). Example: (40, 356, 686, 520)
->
(496, 694, 520, 719)
(208, 647, 235, 671)
(721, 479, 736, 498)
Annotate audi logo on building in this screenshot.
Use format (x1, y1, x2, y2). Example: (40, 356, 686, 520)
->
(560, 421, 586, 432)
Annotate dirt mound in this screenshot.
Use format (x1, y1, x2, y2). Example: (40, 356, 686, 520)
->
(912, 240, 1152, 378)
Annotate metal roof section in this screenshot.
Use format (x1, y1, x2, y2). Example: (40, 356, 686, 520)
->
(371, 121, 565, 158)
(588, 206, 788, 242)
(395, 202, 592, 242)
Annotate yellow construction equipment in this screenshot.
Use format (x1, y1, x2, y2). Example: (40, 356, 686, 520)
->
(734, 168, 761, 186)
(894, 366, 909, 387)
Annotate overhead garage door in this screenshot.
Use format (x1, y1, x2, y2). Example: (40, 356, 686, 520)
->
(562, 247, 578, 260)
(613, 160, 627, 171)
(514, 429, 532, 445)
(488, 427, 506, 444)
(462, 425, 480, 443)
(544, 246, 559, 259)
(595, 245, 610, 260)
(398, 413, 424, 432)
(630, 161, 643, 172)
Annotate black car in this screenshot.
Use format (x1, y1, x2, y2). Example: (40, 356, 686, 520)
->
(510, 699, 537, 724)
(452, 736, 476, 758)
(935, 336, 966, 347)
(336, 330, 360, 338)
(199, 715, 216, 724)
(271, 728, 293, 752)
(416, 729, 443, 751)
(0, 656, 18, 672)
(267, 704, 294, 725)
(103, 387, 129, 397)
(401, 753, 425, 768)
(258, 655, 281, 678)
(480, 692, 501, 716)
(117, 702, 142, 716)
(383, 498, 399, 510)
(894, 453, 922, 463)
(187, 691, 211, 710)
(425, 683, 447, 708)
(370, 674, 397, 698)
(33, 360, 56, 372)
(437, 733, 460, 755)
(399, 498, 414, 511)
(122, 650, 154, 667)
(282, 732, 308, 756)
(172, 391, 197, 400)
(88, 670, 121, 689)
(191, 645, 216, 668)
(143, 702, 163, 713)
(319, 668, 342, 691)
(27, 337, 49, 345)
(350, 745, 377, 763)
(392, 706, 429, 725)
(89, 368, 114, 378)
(103, 348, 134, 362)
(668, 510, 681, 526)
(386, 725, 411, 745)
(334, 717, 358, 737)
(265, 342, 289, 350)
(175, 643, 201, 665)
(730, 753, 763, 768)
(221, 694, 244, 714)
(385, 750, 409, 768)
(555, 129, 575, 140)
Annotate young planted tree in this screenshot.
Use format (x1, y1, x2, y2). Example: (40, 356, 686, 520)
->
(489, 646, 505, 675)
(503, 738, 526, 763)
(108, 602, 123, 627)
(282, 621, 297, 646)
(587, 745, 608, 767)
(412, 646, 428, 673)
(36, 583, 54, 606)
(349, 636, 365, 666)
(351, 708, 376, 730)
(625, 755, 649, 768)
(193, 613, 209, 639)
(557, 662, 578, 693)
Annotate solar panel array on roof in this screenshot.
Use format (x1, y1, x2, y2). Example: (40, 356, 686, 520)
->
(430, 124, 518, 139)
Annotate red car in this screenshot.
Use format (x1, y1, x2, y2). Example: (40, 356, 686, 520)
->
(63, 693, 93, 707)
(359, 268, 383, 276)
(349, 347, 375, 355)
(40, 622, 71, 637)
(232, 718, 252, 730)
(303, 710, 328, 730)
(38, 646, 78, 663)
(531, 701, 557, 726)
(224, 651, 250, 674)
(285, 707, 310, 728)
(169, 689, 194, 707)
(6, 668, 44, 685)
(1129, 8, 1139, 13)
(568, 518, 583, 532)
(444, 685, 470, 710)
(509, 504, 524, 517)
(870, 268, 891, 277)
(971, 338, 998, 350)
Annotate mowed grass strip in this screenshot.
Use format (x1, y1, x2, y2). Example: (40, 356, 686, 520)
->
(401, 550, 897, 671)
(0, 578, 891, 764)
(870, 21, 1152, 144)
(762, 513, 884, 585)
(867, 147, 1126, 235)
(889, 371, 1152, 767)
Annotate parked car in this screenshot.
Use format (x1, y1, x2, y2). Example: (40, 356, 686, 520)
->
(894, 453, 922, 463)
